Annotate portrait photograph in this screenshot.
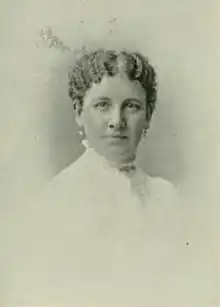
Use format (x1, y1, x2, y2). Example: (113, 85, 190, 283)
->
(0, 0, 220, 306)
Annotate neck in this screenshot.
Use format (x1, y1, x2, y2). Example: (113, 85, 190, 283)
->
(107, 155, 136, 168)
(85, 146, 137, 174)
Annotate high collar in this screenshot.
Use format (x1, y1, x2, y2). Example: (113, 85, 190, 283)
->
(83, 146, 138, 178)
(78, 146, 149, 205)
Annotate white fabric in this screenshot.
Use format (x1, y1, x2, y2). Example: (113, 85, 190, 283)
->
(4, 148, 217, 306)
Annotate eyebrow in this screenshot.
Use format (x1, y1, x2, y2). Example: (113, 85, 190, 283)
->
(91, 97, 111, 103)
(91, 97, 144, 106)
(123, 98, 143, 105)
(95, 96, 111, 101)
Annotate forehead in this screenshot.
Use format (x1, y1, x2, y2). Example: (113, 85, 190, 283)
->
(84, 74, 146, 105)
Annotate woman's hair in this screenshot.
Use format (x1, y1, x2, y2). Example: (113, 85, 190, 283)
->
(68, 49, 157, 121)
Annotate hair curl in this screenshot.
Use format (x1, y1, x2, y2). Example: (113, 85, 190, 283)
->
(68, 48, 157, 121)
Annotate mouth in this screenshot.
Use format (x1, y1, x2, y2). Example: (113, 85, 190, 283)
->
(106, 135, 128, 140)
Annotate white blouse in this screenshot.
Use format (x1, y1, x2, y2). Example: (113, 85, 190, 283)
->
(5, 148, 213, 306)
(32, 146, 182, 243)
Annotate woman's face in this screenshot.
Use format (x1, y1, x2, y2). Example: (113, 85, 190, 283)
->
(76, 73, 149, 165)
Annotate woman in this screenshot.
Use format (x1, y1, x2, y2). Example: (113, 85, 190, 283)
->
(9, 49, 184, 306)
(39, 48, 181, 241)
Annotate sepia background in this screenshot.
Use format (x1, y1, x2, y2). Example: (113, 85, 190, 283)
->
(0, 0, 220, 305)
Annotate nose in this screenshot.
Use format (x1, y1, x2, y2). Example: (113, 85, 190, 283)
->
(109, 106, 126, 129)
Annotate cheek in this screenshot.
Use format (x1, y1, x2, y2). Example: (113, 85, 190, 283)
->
(128, 115, 146, 138)
(82, 111, 106, 136)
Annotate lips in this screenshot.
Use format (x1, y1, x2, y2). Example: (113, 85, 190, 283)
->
(107, 135, 128, 139)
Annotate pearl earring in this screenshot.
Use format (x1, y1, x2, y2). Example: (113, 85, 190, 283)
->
(78, 130, 84, 137)
(78, 129, 89, 149)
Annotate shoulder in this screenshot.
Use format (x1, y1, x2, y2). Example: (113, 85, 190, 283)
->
(144, 174, 181, 216)
(26, 153, 91, 216)
(18, 155, 90, 242)
(50, 153, 89, 187)
(43, 153, 90, 199)
(147, 175, 179, 200)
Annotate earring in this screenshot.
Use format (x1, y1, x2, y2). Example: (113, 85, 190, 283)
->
(78, 130, 84, 137)
(142, 127, 148, 137)
(78, 129, 89, 149)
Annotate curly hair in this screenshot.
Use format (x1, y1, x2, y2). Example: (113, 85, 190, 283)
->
(68, 48, 157, 121)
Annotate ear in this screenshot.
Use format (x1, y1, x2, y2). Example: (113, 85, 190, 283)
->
(74, 99, 84, 127)
(143, 120, 150, 130)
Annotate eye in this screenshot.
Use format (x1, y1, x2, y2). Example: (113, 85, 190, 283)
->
(94, 99, 111, 110)
(125, 102, 141, 111)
